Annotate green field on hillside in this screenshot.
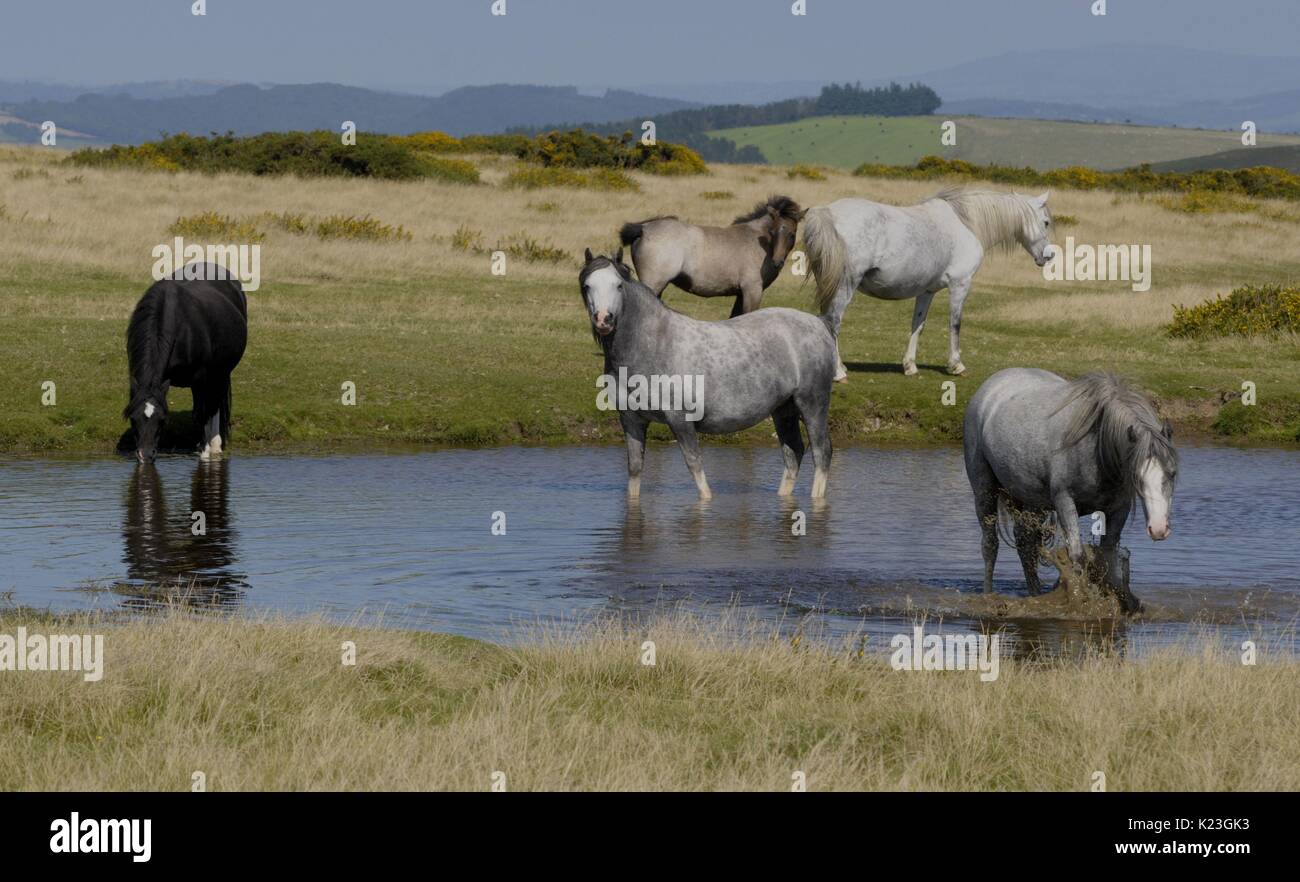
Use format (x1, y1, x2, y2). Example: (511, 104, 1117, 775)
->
(711, 115, 1300, 171)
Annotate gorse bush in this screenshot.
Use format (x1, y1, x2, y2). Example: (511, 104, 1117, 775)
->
(1168, 285, 1300, 338)
(70, 131, 432, 180)
(787, 163, 827, 181)
(853, 155, 1300, 201)
(312, 214, 413, 242)
(502, 165, 639, 192)
(495, 233, 569, 264)
(168, 211, 266, 243)
(517, 129, 707, 176)
(1157, 190, 1257, 214)
(169, 210, 411, 243)
(66, 128, 700, 182)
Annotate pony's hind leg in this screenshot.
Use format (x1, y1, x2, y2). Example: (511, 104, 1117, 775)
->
(668, 420, 711, 500)
(772, 405, 804, 496)
(194, 379, 227, 460)
(969, 457, 1000, 592)
(1013, 513, 1045, 595)
(796, 394, 832, 498)
(946, 278, 971, 375)
(903, 289, 936, 376)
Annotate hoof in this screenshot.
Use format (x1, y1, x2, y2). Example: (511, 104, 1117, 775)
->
(903, 363, 919, 377)
(834, 375, 849, 384)
(948, 362, 967, 376)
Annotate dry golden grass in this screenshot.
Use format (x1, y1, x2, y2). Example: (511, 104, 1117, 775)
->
(0, 608, 1295, 791)
(4, 143, 1296, 315)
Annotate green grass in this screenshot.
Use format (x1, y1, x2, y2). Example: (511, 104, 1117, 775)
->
(711, 115, 1300, 171)
(2, 258, 1298, 456)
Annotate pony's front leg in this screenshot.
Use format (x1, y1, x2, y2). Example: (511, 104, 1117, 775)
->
(946, 278, 971, 375)
(903, 290, 936, 376)
(622, 415, 647, 498)
(668, 420, 711, 500)
(1052, 491, 1084, 566)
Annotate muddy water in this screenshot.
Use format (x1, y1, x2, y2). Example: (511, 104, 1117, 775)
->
(1, 446, 1296, 656)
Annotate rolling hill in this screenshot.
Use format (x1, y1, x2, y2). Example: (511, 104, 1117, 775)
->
(1149, 144, 1300, 174)
(709, 115, 1300, 171)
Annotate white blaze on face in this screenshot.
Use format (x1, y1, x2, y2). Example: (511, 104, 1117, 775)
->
(144, 401, 156, 419)
(1138, 456, 1170, 540)
(586, 265, 623, 334)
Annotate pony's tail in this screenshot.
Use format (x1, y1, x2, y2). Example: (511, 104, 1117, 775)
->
(618, 222, 644, 247)
(803, 206, 848, 316)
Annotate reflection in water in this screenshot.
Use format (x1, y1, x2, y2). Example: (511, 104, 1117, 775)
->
(120, 459, 247, 608)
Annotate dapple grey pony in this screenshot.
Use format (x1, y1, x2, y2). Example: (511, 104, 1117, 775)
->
(580, 248, 836, 500)
(964, 369, 1177, 611)
(804, 188, 1053, 380)
(619, 196, 804, 318)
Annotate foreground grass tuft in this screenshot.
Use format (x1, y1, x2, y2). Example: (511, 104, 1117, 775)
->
(0, 609, 1294, 791)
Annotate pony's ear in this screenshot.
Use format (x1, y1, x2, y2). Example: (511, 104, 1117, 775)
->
(1127, 425, 1138, 443)
(1163, 419, 1174, 439)
(796, 208, 808, 221)
(1036, 191, 1050, 206)
(584, 248, 594, 263)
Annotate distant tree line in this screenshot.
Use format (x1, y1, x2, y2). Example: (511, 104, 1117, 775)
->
(513, 81, 942, 164)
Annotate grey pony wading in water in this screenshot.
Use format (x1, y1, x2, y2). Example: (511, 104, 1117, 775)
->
(963, 369, 1178, 613)
(579, 248, 837, 500)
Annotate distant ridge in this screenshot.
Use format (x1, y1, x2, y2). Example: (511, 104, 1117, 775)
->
(0, 83, 700, 145)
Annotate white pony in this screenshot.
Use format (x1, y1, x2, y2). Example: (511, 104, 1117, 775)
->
(803, 189, 1054, 380)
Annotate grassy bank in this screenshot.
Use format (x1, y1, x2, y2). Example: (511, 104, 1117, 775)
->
(0, 609, 1294, 791)
(1, 144, 1298, 454)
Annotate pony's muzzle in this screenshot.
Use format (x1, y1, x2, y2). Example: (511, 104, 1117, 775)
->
(1147, 522, 1170, 541)
(594, 311, 615, 336)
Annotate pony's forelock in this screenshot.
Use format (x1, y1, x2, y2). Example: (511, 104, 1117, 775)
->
(1054, 373, 1178, 490)
(734, 195, 803, 225)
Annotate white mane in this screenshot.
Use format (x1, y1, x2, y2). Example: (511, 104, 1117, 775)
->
(934, 188, 1043, 253)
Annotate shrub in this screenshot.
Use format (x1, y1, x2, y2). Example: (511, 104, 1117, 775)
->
(495, 233, 569, 264)
(68, 131, 430, 180)
(168, 211, 266, 243)
(1168, 284, 1300, 338)
(313, 214, 412, 242)
(854, 155, 1300, 202)
(517, 129, 706, 175)
(259, 211, 311, 234)
(502, 166, 639, 192)
(1157, 190, 1257, 214)
(700, 190, 734, 200)
(420, 156, 480, 184)
(787, 163, 827, 181)
(451, 224, 484, 252)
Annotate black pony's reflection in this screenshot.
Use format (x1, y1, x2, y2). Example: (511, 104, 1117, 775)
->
(121, 459, 247, 608)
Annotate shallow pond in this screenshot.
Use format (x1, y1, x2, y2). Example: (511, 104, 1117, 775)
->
(1, 445, 1296, 657)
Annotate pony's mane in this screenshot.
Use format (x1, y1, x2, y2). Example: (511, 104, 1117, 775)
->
(734, 195, 803, 225)
(934, 188, 1044, 252)
(1055, 373, 1177, 490)
(123, 288, 167, 417)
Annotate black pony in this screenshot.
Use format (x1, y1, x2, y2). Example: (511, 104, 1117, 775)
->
(124, 264, 247, 463)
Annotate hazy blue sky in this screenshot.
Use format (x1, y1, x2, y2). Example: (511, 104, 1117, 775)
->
(3, 0, 1297, 88)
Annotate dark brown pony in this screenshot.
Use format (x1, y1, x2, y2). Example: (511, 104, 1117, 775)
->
(618, 195, 804, 316)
